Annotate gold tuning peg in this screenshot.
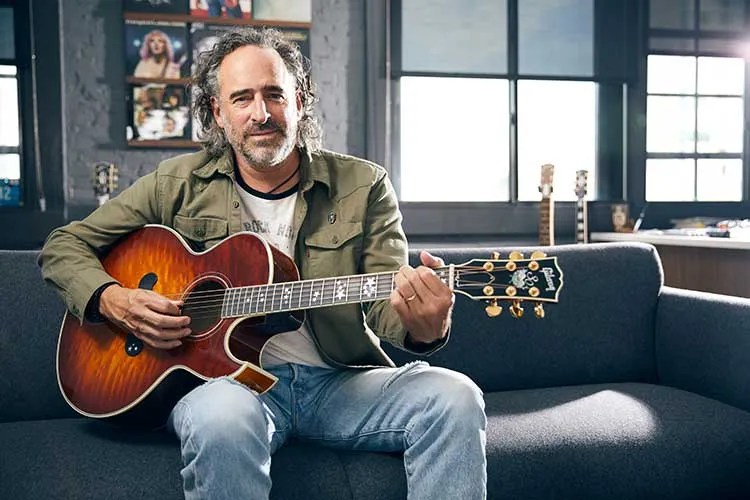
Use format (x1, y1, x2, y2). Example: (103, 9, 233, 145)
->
(485, 299, 502, 318)
(510, 300, 524, 318)
(509, 251, 524, 261)
(530, 250, 547, 260)
(534, 303, 545, 319)
(491, 251, 500, 260)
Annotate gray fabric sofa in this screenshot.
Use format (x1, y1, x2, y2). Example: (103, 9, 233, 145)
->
(2, 242, 750, 499)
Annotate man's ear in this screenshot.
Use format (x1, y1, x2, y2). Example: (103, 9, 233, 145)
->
(211, 96, 222, 126)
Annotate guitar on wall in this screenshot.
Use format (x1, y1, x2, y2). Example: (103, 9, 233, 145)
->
(575, 169, 589, 244)
(56, 225, 565, 428)
(538, 164, 555, 246)
(93, 162, 119, 207)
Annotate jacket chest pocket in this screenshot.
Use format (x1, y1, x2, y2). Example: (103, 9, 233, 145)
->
(173, 214, 229, 251)
(303, 221, 363, 278)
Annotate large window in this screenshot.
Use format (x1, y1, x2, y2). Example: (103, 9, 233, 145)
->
(0, 4, 21, 207)
(646, 0, 746, 202)
(394, 0, 632, 215)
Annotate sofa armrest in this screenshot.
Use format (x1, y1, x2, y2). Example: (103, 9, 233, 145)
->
(655, 286, 750, 412)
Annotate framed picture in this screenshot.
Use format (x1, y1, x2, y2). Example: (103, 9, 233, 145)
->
(190, 0, 252, 19)
(128, 84, 192, 141)
(125, 21, 189, 79)
(190, 23, 237, 70)
(124, 0, 189, 15)
(252, 0, 311, 23)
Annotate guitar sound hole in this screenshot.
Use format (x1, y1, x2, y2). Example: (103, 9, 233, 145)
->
(182, 280, 224, 334)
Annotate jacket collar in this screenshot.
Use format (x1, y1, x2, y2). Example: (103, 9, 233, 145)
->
(193, 147, 332, 197)
(192, 150, 234, 179)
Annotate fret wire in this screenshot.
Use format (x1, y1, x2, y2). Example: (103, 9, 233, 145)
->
(247, 285, 254, 315)
(230, 288, 237, 317)
(271, 283, 278, 313)
(221, 289, 228, 317)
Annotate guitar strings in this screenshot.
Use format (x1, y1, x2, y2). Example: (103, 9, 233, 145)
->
(154, 270, 507, 321)
(150, 266, 501, 301)
(150, 268, 494, 305)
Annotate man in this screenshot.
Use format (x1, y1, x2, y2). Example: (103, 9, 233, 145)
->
(40, 28, 487, 499)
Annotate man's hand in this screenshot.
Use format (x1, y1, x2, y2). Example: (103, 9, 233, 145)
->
(99, 285, 192, 350)
(390, 250, 454, 346)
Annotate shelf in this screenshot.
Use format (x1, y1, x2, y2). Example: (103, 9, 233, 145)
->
(123, 12, 311, 29)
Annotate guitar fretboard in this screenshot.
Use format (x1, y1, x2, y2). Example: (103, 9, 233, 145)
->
(575, 198, 588, 244)
(539, 198, 555, 246)
(220, 269, 452, 318)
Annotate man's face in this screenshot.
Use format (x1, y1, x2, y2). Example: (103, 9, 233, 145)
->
(212, 45, 302, 170)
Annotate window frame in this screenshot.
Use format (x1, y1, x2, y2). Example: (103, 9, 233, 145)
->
(0, 0, 65, 248)
(637, 0, 750, 214)
(0, 2, 24, 208)
(389, 0, 632, 239)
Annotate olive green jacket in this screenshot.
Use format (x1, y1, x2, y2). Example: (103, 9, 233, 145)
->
(39, 148, 436, 368)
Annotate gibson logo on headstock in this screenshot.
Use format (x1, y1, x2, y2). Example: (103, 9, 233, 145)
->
(542, 267, 558, 291)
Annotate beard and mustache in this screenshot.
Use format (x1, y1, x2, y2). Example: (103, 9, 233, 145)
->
(223, 116, 298, 171)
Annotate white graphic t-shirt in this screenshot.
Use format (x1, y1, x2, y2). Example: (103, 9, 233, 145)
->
(235, 177, 331, 369)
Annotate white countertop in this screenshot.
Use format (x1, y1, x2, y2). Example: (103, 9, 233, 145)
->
(591, 231, 750, 250)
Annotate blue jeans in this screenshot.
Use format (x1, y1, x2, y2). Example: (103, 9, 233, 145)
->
(167, 361, 487, 499)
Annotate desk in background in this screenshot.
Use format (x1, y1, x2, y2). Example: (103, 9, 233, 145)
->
(592, 231, 750, 298)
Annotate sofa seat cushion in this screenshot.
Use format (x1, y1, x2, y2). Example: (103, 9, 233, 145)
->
(0, 418, 404, 500)
(486, 382, 750, 499)
(4, 382, 749, 500)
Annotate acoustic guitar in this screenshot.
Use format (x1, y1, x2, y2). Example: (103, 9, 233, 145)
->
(57, 225, 564, 427)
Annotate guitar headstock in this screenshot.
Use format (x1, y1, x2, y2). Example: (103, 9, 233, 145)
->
(539, 164, 555, 198)
(446, 250, 564, 319)
(93, 162, 119, 206)
(575, 169, 588, 200)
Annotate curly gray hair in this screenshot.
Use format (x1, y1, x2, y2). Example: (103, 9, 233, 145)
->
(191, 27, 322, 157)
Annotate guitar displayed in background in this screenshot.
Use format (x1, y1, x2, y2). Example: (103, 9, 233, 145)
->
(575, 169, 589, 244)
(538, 164, 555, 246)
(56, 225, 564, 428)
(93, 162, 119, 207)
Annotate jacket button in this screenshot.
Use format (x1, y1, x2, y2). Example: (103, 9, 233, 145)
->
(195, 228, 205, 238)
(332, 236, 339, 244)
(233, 201, 240, 209)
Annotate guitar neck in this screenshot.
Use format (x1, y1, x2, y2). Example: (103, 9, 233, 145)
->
(576, 198, 588, 244)
(219, 268, 453, 319)
(539, 198, 555, 246)
(576, 198, 589, 243)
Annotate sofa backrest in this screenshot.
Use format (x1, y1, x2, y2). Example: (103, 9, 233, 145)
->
(0, 242, 663, 422)
(383, 242, 664, 393)
(0, 250, 77, 422)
